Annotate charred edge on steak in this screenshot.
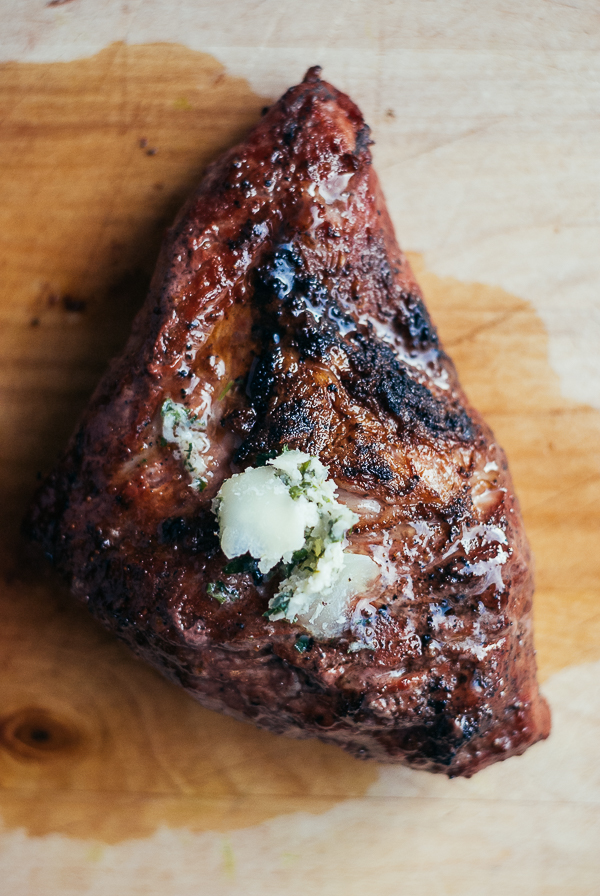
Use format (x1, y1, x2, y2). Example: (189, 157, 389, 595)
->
(231, 242, 474, 466)
(387, 712, 482, 769)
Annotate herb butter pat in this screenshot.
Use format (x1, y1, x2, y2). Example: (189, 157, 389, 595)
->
(213, 450, 379, 637)
(161, 398, 210, 490)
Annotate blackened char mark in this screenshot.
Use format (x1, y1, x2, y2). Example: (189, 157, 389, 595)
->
(296, 316, 338, 360)
(236, 397, 317, 463)
(422, 710, 480, 768)
(345, 334, 474, 441)
(354, 123, 373, 156)
(220, 406, 257, 436)
(385, 711, 480, 769)
(266, 399, 316, 442)
(355, 232, 439, 356)
(159, 512, 219, 556)
(237, 243, 473, 469)
(245, 347, 283, 413)
(252, 244, 302, 306)
(395, 292, 439, 350)
(341, 443, 394, 483)
(283, 122, 298, 147)
(252, 246, 349, 363)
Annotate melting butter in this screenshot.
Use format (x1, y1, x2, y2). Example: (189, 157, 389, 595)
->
(213, 450, 379, 637)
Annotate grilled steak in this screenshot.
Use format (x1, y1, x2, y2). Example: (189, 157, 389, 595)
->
(27, 67, 550, 776)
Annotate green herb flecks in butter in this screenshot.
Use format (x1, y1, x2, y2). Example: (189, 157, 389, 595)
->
(161, 398, 209, 491)
(207, 581, 239, 604)
(212, 449, 379, 638)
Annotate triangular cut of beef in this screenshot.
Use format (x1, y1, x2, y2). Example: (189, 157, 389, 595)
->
(27, 67, 550, 776)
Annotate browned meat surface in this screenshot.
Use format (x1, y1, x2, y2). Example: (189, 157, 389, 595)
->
(26, 67, 550, 776)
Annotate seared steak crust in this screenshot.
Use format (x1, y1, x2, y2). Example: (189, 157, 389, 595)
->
(27, 67, 550, 775)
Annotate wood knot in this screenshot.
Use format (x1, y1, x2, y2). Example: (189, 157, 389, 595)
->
(0, 708, 82, 761)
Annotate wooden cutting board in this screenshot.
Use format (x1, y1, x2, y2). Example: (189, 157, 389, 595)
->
(1, 41, 599, 894)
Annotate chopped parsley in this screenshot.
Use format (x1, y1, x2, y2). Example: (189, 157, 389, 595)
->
(294, 634, 313, 653)
(218, 380, 234, 401)
(254, 448, 282, 467)
(161, 397, 210, 489)
(207, 581, 239, 604)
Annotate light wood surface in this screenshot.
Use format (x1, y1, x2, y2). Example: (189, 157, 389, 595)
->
(0, 40, 599, 894)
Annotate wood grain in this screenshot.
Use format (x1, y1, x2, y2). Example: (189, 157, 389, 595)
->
(0, 42, 599, 846)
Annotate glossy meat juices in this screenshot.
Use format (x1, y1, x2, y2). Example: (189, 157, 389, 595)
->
(27, 68, 550, 775)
